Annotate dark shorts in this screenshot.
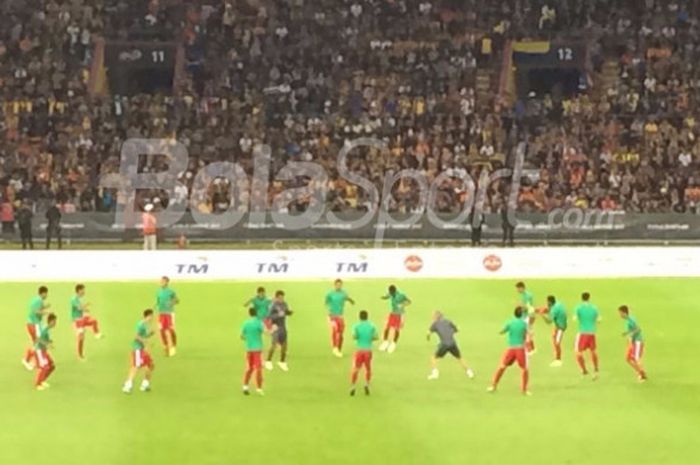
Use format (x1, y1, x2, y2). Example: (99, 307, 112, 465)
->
(272, 327, 287, 345)
(435, 343, 461, 359)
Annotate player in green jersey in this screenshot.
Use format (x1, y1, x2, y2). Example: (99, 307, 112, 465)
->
(573, 292, 601, 379)
(325, 279, 355, 357)
(122, 309, 156, 394)
(515, 282, 536, 355)
(156, 276, 179, 357)
(71, 284, 103, 360)
(350, 310, 378, 396)
(489, 307, 531, 395)
(540, 295, 567, 367)
(241, 307, 269, 396)
(34, 313, 57, 391)
(244, 286, 272, 328)
(22, 286, 50, 370)
(379, 285, 411, 353)
(619, 305, 648, 382)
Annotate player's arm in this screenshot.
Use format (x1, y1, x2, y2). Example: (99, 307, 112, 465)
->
(380, 294, 389, 300)
(324, 293, 331, 310)
(402, 297, 412, 308)
(172, 294, 180, 306)
(346, 296, 355, 305)
(243, 297, 252, 307)
(622, 324, 641, 338)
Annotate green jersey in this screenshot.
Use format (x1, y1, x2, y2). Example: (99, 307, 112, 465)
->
(502, 318, 528, 348)
(156, 287, 177, 313)
(387, 291, 409, 315)
(70, 295, 84, 321)
(326, 289, 349, 316)
(250, 296, 272, 319)
(624, 316, 643, 343)
(549, 302, 567, 330)
(131, 321, 152, 350)
(575, 302, 599, 334)
(241, 317, 264, 351)
(353, 321, 377, 350)
(34, 325, 51, 351)
(27, 296, 45, 324)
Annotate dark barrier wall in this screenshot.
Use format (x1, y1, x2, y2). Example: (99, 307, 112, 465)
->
(8, 211, 700, 242)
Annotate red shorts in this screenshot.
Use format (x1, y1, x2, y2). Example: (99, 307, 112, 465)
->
(26, 323, 40, 343)
(386, 313, 403, 330)
(159, 313, 175, 330)
(329, 316, 345, 334)
(35, 350, 54, 369)
(626, 341, 644, 362)
(73, 316, 96, 333)
(354, 350, 372, 370)
(576, 333, 597, 352)
(246, 351, 262, 370)
(131, 349, 154, 369)
(501, 348, 528, 369)
(263, 319, 273, 331)
(552, 328, 565, 345)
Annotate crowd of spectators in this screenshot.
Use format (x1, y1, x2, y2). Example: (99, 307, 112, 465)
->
(1, 0, 700, 225)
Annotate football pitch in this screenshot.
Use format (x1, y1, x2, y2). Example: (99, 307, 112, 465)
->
(1, 278, 698, 465)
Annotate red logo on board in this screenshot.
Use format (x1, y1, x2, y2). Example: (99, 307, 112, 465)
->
(404, 255, 424, 272)
(483, 254, 502, 272)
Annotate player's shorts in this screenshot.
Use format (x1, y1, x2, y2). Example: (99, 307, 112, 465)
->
(354, 350, 372, 370)
(263, 318, 273, 331)
(435, 343, 461, 359)
(26, 323, 40, 342)
(626, 341, 644, 362)
(576, 333, 597, 352)
(386, 313, 403, 330)
(501, 347, 528, 369)
(35, 350, 54, 369)
(329, 316, 345, 334)
(131, 349, 154, 369)
(159, 313, 175, 331)
(272, 326, 288, 345)
(552, 328, 565, 345)
(246, 351, 262, 370)
(73, 316, 96, 334)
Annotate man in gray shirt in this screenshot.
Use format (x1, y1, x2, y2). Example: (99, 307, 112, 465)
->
(427, 311, 475, 380)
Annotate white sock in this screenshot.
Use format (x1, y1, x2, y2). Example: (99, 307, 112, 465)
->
(431, 368, 439, 375)
(123, 380, 133, 390)
(140, 379, 150, 389)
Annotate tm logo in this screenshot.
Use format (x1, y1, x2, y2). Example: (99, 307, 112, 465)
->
(336, 262, 368, 273)
(175, 264, 209, 275)
(256, 262, 289, 274)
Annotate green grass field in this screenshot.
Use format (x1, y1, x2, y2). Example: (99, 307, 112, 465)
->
(1, 278, 698, 465)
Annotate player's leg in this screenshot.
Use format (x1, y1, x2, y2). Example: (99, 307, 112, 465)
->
(336, 317, 345, 353)
(575, 334, 588, 375)
(363, 353, 372, 395)
(490, 350, 514, 391)
(22, 324, 38, 369)
(590, 336, 599, 378)
(277, 331, 289, 371)
(429, 345, 447, 379)
(516, 349, 530, 394)
(242, 352, 255, 394)
(626, 342, 647, 380)
(254, 352, 264, 394)
(452, 346, 475, 378)
(123, 351, 143, 393)
(168, 314, 177, 351)
(329, 317, 339, 350)
(34, 351, 49, 388)
(380, 320, 391, 351)
(350, 352, 362, 395)
(139, 353, 154, 392)
(159, 314, 170, 354)
(76, 323, 86, 359)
